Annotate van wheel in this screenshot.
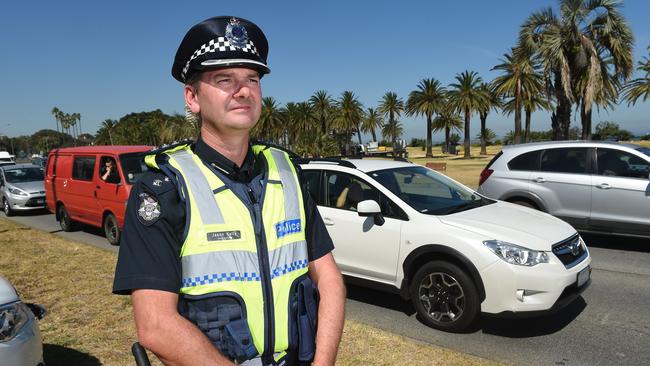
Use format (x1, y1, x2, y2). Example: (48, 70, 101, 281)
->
(58, 204, 76, 231)
(409, 261, 479, 332)
(3, 198, 14, 216)
(103, 213, 120, 246)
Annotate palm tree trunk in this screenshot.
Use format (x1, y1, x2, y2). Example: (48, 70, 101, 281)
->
(444, 127, 450, 154)
(426, 114, 433, 158)
(371, 129, 377, 142)
(463, 108, 470, 158)
(480, 113, 487, 155)
(525, 107, 532, 143)
(514, 83, 522, 144)
(356, 128, 362, 145)
(554, 73, 571, 140)
(580, 103, 592, 140)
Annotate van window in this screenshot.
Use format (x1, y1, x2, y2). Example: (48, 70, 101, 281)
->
(99, 156, 121, 184)
(508, 150, 540, 171)
(72, 157, 96, 181)
(540, 148, 588, 174)
(119, 154, 149, 184)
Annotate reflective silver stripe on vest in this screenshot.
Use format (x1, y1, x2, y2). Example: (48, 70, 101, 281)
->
(169, 150, 224, 225)
(181, 241, 308, 288)
(270, 149, 300, 220)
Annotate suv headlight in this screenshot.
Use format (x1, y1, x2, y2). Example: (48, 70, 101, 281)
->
(8, 187, 28, 196)
(483, 240, 549, 266)
(0, 302, 29, 342)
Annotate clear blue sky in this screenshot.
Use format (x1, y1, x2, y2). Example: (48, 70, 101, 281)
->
(1, 0, 649, 141)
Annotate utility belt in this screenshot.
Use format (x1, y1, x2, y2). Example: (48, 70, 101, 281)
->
(178, 275, 319, 365)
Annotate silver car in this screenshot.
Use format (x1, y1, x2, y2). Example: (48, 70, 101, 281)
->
(477, 141, 650, 238)
(0, 276, 46, 366)
(0, 164, 46, 216)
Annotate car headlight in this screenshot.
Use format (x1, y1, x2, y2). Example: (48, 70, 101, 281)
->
(0, 302, 29, 342)
(8, 187, 28, 196)
(483, 240, 549, 266)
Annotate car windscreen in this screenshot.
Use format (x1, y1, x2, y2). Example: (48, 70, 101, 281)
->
(4, 167, 44, 183)
(369, 166, 493, 215)
(119, 154, 149, 184)
(637, 147, 650, 158)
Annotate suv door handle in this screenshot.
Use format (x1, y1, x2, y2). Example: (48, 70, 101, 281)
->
(322, 217, 335, 226)
(596, 183, 611, 190)
(532, 177, 546, 183)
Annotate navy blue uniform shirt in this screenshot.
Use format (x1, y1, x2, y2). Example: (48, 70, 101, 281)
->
(112, 138, 334, 295)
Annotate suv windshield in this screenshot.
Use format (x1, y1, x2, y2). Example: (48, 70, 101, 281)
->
(4, 167, 44, 183)
(119, 154, 149, 184)
(370, 166, 492, 215)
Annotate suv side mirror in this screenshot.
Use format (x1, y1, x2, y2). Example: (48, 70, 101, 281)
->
(357, 199, 385, 226)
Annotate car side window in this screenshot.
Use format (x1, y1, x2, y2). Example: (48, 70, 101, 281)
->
(302, 170, 321, 204)
(597, 148, 650, 179)
(540, 148, 588, 174)
(72, 156, 96, 181)
(508, 150, 540, 171)
(323, 171, 400, 217)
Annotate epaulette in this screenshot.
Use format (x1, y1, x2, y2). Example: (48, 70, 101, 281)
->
(147, 139, 195, 156)
(139, 171, 177, 196)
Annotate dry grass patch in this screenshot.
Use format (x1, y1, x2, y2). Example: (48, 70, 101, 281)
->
(0, 218, 500, 365)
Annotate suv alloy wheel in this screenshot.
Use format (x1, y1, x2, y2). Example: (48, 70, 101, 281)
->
(409, 261, 479, 332)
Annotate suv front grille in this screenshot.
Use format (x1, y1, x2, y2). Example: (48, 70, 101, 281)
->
(552, 234, 588, 269)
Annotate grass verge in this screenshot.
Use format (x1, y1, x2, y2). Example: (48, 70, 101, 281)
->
(0, 218, 500, 365)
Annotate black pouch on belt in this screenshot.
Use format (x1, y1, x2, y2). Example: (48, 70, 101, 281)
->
(296, 277, 319, 362)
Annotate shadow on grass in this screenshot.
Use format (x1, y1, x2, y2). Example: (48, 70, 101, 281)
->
(479, 296, 587, 338)
(345, 283, 416, 316)
(43, 344, 101, 366)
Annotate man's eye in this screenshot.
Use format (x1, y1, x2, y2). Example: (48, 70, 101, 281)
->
(249, 78, 260, 84)
(216, 78, 232, 84)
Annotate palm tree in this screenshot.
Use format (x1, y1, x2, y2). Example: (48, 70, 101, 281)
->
(432, 105, 463, 154)
(447, 71, 488, 158)
(406, 78, 446, 157)
(477, 83, 501, 155)
(360, 107, 383, 142)
(309, 90, 335, 135)
(381, 120, 404, 145)
(519, 0, 634, 140)
(335, 91, 364, 155)
(492, 47, 544, 144)
(623, 47, 650, 106)
(254, 97, 284, 143)
(282, 102, 300, 148)
(295, 102, 317, 145)
(50, 107, 62, 145)
(377, 91, 405, 147)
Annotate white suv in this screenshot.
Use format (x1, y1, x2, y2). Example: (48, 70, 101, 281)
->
(300, 158, 592, 332)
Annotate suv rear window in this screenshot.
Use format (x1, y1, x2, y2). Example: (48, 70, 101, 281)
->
(540, 148, 588, 174)
(508, 150, 540, 171)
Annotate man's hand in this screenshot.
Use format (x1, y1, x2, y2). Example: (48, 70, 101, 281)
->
(132, 289, 235, 366)
(309, 253, 346, 366)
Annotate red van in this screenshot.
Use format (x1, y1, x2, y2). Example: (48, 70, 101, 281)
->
(45, 146, 153, 245)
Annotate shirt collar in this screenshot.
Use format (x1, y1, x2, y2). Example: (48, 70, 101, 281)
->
(193, 137, 256, 182)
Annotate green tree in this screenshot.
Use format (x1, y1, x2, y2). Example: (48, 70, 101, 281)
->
(406, 78, 446, 158)
(378, 91, 405, 147)
(447, 71, 488, 158)
(309, 90, 335, 135)
(254, 97, 285, 144)
(360, 107, 383, 142)
(335, 91, 364, 155)
(432, 105, 463, 154)
(623, 46, 650, 106)
(477, 83, 501, 154)
(593, 121, 633, 141)
(519, 0, 634, 140)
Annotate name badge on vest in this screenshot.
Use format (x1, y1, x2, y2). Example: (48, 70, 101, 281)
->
(207, 231, 241, 241)
(275, 219, 301, 238)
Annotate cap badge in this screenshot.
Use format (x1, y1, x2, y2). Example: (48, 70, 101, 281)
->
(225, 17, 249, 48)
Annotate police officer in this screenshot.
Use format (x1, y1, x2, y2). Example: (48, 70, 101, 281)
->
(113, 16, 346, 366)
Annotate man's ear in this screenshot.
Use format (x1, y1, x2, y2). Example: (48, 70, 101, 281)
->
(184, 84, 200, 114)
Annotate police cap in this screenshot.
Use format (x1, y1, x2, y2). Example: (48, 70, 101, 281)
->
(172, 16, 270, 83)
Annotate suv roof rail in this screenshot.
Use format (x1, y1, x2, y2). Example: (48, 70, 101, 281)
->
(297, 157, 357, 169)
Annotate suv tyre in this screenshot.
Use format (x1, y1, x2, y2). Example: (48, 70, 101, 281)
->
(409, 261, 479, 332)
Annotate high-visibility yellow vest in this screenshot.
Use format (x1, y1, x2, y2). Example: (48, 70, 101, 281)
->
(145, 144, 311, 364)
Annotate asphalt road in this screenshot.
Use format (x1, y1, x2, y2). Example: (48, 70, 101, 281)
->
(3, 210, 649, 365)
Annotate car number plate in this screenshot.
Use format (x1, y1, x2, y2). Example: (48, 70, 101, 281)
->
(36, 199, 44, 204)
(577, 266, 591, 287)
